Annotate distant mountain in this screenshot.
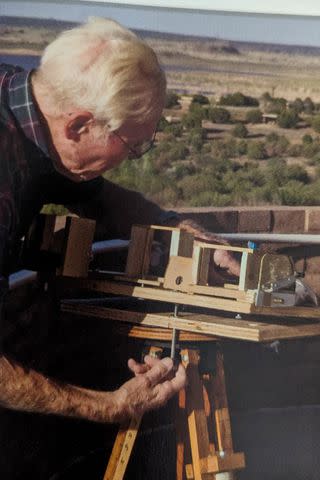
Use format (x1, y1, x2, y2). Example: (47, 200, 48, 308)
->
(1, 15, 320, 57)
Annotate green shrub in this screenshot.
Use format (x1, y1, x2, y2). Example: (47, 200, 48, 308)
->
(157, 116, 170, 132)
(302, 141, 320, 158)
(277, 109, 299, 129)
(290, 98, 304, 113)
(312, 115, 320, 133)
(219, 91, 259, 107)
(232, 123, 248, 138)
(41, 204, 68, 215)
(288, 143, 303, 157)
(163, 123, 183, 137)
(191, 94, 210, 105)
(245, 109, 262, 124)
(165, 91, 180, 108)
(247, 141, 267, 160)
(302, 134, 313, 144)
(265, 97, 287, 114)
(286, 165, 309, 183)
(304, 97, 315, 114)
(208, 107, 231, 123)
(265, 134, 289, 156)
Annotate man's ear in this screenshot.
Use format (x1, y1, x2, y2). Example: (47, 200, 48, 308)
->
(65, 112, 94, 141)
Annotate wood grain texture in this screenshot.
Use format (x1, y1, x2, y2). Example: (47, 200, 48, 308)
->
(60, 303, 320, 342)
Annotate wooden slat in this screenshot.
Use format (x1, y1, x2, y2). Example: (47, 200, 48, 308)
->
(125, 225, 150, 277)
(66, 277, 320, 319)
(76, 278, 254, 314)
(60, 217, 96, 278)
(181, 349, 215, 480)
(60, 304, 320, 342)
(195, 242, 254, 254)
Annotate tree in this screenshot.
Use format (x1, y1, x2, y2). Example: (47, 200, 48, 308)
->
(247, 141, 266, 160)
(304, 97, 315, 114)
(290, 98, 304, 113)
(277, 109, 299, 129)
(232, 123, 248, 138)
(207, 107, 231, 123)
(191, 94, 210, 105)
(312, 115, 320, 133)
(245, 109, 262, 124)
(165, 91, 180, 108)
(219, 91, 259, 107)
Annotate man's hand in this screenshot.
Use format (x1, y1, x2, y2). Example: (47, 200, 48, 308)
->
(112, 356, 186, 422)
(176, 219, 241, 278)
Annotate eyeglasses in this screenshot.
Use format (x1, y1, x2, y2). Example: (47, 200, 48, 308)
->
(112, 129, 157, 160)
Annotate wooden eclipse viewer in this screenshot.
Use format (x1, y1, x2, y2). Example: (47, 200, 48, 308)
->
(29, 217, 320, 479)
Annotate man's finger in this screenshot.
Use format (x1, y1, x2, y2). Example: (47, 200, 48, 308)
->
(152, 364, 186, 405)
(127, 358, 150, 375)
(145, 357, 173, 386)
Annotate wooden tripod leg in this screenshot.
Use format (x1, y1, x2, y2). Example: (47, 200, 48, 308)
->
(211, 348, 233, 455)
(176, 387, 194, 480)
(103, 346, 163, 480)
(181, 348, 216, 480)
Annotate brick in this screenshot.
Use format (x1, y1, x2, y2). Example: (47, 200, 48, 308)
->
(238, 210, 271, 233)
(305, 208, 320, 233)
(271, 209, 305, 233)
(177, 209, 238, 233)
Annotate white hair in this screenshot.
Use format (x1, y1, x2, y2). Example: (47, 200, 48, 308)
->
(34, 17, 166, 130)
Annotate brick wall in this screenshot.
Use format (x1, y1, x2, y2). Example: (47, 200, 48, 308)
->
(176, 206, 320, 233)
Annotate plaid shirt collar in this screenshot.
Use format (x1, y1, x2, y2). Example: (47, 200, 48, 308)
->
(6, 69, 50, 159)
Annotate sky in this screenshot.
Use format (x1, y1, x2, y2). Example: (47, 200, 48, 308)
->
(1, 1, 320, 47)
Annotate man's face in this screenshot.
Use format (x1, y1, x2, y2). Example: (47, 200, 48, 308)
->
(59, 114, 160, 182)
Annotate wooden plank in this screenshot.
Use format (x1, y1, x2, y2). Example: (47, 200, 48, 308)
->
(76, 277, 320, 319)
(60, 217, 96, 278)
(181, 349, 215, 480)
(103, 418, 139, 480)
(77, 278, 254, 314)
(191, 284, 254, 302)
(211, 350, 234, 454)
(200, 452, 245, 474)
(170, 230, 194, 258)
(164, 256, 194, 292)
(195, 242, 254, 254)
(125, 225, 150, 277)
(192, 246, 211, 286)
(60, 304, 320, 342)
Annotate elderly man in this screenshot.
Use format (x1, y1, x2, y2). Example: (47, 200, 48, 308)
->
(0, 18, 238, 425)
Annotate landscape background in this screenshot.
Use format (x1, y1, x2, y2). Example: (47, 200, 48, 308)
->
(2, 15, 320, 208)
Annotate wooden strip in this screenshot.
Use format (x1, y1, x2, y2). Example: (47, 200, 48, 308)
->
(103, 417, 140, 480)
(211, 350, 234, 454)
(60, 304, 320, 342)
(60, 217, 96, 278)
(181, 349, 214, 480)
(195, 242, 254, 254)
(190, 284, 254, 301)
(81, 279, 254, 314)
(74, 277, 320, 319)
(125, 226, 149, 277)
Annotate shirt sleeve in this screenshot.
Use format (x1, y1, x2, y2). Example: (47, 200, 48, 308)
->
(66, 177, 175, 239)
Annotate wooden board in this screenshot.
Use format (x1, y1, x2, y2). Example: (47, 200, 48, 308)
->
(67, 277, 320, 319)
(60, 304, 320, 342)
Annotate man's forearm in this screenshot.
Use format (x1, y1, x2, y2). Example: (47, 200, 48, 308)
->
(0, 355, 119, 423)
